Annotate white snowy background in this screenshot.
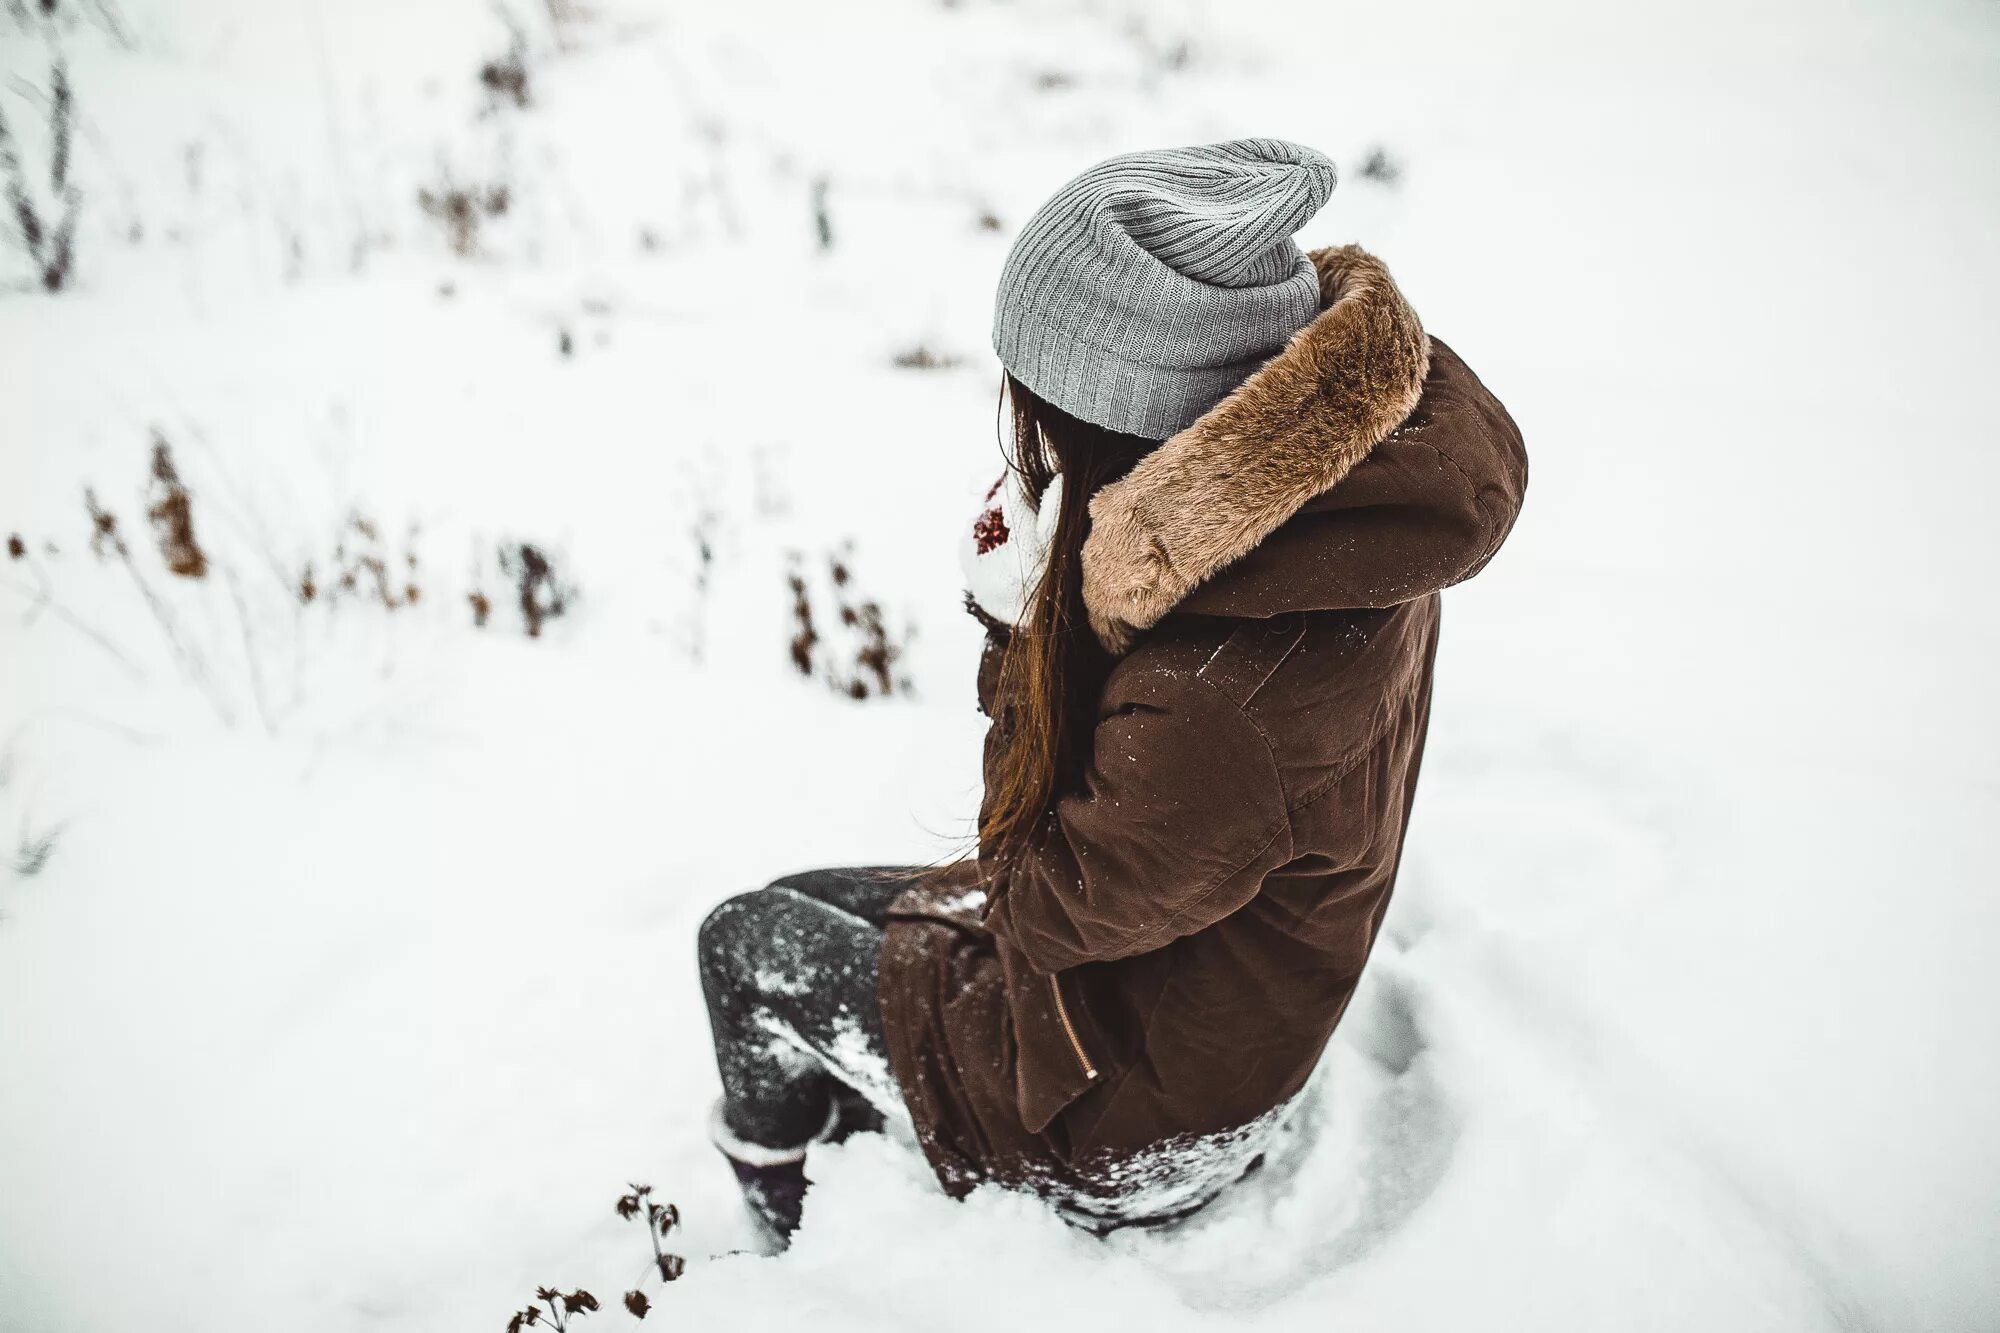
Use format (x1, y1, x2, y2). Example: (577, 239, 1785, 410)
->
(2, 0, 1996, 1329)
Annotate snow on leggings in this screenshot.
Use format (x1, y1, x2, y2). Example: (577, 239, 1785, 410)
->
(698, 866, 916, 1151)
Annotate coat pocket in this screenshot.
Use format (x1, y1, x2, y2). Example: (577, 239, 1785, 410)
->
(996, 933, 1101, 1133)
(1048, 973, 1099, 1083)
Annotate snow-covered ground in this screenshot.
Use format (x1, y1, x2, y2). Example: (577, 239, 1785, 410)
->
(3, 0, 1997, 1329)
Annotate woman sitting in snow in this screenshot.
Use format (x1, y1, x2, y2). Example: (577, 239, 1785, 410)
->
(697, 139, 1526, 1242)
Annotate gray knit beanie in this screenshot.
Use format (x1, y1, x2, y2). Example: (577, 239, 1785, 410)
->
(992, 137, 1336, 440)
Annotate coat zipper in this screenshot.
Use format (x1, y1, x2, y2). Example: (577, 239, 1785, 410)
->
(1049, 974, 1099, 1081)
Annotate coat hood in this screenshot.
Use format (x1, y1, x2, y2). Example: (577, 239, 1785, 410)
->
(1080, 245, 1526, 651)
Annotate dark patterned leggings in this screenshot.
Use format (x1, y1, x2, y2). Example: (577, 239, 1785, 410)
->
(697, 866, 917, 1150)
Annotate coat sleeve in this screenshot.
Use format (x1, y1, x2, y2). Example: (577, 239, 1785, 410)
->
(982, 677, 1293, 975)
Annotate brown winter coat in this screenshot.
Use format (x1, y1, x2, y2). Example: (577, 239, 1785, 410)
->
(878, 246, 1526, 1217)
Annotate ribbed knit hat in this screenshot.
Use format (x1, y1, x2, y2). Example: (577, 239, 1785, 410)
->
(992, 138, 1337, 440)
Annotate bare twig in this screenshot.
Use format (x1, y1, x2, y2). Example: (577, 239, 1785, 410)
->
(614, 1184, 685, 1317)
(649, 40, 743, 238)
(225, 567, 277, 735)
(480, 9, 532, 111)
(87, 489, 235, 725)
(789, 546, 912, 699)
(173, 421, 311, 601)
(84, 0, 135, 49)
(2, 570, 148, 683)
(506, 1287, 597, 1333)
(0, 55, 80, 290)
(43, 706, 163, 747)
(146, 434, 209, 579)
(14, 820, 63, 877)
(418, 163, 511, 257)
(499, 541, 572, 637)
(687, 505, 716, 662)
(541, 0, 579, 51)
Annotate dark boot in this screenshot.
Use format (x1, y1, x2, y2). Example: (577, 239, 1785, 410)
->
(708, 1099, 839, 1247)
(829, 1086, 887, 1142)
(724, 1155, 809, 1241)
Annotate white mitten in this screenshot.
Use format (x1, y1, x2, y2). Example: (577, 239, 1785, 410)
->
(960, 469, 1063, 628)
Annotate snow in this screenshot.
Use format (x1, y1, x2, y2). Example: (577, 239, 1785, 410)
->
(2, 0, 1996, 1330)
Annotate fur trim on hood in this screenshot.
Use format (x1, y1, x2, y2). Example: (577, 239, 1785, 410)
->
(1080, 245, 1430, 652)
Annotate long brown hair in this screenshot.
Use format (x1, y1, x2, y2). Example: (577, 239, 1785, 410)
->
(979, 374, 1157, 867)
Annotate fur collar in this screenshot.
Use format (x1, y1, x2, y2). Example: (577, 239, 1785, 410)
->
(1080, 245, 1429, 652)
